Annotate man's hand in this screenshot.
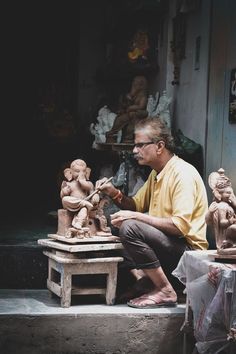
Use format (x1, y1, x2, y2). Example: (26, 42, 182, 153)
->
(110, 210, 138, 228)
(95, 177, 116, 197)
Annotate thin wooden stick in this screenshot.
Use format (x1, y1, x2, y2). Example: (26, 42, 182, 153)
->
(84, 176, 114, 201)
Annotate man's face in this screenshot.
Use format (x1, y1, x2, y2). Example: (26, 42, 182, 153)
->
(133, 131, 157, 166)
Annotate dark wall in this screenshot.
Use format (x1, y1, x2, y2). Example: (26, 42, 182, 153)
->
(3, 2, 80, 216)
(2, 1, 166, 219)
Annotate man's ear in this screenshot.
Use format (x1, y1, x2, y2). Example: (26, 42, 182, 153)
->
(64, 168, 73, 181)
(158, 140, 165, 148)
(156, 140, 165, 153)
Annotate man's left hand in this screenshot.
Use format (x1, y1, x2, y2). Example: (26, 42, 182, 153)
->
(110, 210, 137, 228)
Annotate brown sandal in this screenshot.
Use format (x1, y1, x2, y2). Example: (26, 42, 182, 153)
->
(127, 295, 177, 309)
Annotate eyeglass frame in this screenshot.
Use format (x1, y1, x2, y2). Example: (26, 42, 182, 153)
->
(133, 140, 163, 149)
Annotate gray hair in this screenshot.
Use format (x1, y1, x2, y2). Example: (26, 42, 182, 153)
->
(134, 116, 175, 152)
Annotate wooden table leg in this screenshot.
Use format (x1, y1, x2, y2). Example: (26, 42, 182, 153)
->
(106, 263, 118, 305)
(60, 266, 72, 308)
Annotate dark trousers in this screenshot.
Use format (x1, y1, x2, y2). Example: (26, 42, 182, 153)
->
(118, 219, 192, 289)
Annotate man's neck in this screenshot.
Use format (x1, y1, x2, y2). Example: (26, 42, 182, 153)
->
(151, 151, 174, 173)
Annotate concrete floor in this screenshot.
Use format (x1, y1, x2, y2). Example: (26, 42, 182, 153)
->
(0, 289, 188, 354)
(0, 289, 186, 315)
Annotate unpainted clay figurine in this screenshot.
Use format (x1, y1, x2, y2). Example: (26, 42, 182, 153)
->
(105, 75, 148, 144)
(206, 168, 236, 254)
(58, 159, 111, 238)
(90, 105, 121, 149)
(150, 91, 172, 128)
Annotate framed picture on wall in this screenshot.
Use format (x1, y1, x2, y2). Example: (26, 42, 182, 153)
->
(229, 68, 236, 123)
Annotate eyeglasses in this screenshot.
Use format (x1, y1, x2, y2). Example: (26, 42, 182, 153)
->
(133, 141, 155, 149)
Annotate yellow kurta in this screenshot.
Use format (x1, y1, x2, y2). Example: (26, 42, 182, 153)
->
(132, 155, 209, 250)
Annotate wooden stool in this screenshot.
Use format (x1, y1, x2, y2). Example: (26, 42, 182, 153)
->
(44, 250, 124, 307)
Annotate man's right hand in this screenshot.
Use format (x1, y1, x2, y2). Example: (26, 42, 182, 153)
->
(95, 177, 116, 197)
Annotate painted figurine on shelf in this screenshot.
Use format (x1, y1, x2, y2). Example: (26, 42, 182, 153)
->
(105, 75, 148, 144)
(128, 29, 150, 65)
(58, 159, 111, 238)
(206, 168, 236, 254)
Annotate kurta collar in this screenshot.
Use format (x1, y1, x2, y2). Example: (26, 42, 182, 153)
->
(154, 154, 177, 181)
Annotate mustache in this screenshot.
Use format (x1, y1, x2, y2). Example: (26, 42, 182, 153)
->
(133, 153, 142, 160)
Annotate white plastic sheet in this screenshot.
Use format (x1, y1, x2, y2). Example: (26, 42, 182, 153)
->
(173, 250, 236, 354)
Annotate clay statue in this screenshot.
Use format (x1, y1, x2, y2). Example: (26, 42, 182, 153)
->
(58, 159, 111, 238)
(90, 105, 121, 149)
(206, 168, 236, 255)
(146, 91, 160, 116)
(147, 91, 172, 128)
(105, 75, 148, 144)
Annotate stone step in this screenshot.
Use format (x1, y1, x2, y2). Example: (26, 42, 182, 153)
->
(0, 213, 56, 289)
(0, 289, 190, 354)
(0, 242, 48, 289)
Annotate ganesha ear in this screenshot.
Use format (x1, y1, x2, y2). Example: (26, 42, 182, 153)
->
(64, 168, 73, 181)
(208, 171, 220, 190)
(86, 167, 91, 180)
(213, 188, 221, 201)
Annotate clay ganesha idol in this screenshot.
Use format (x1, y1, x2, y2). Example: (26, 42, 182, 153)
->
(206, 168, 236, 255)
(57, 159, 112, 238)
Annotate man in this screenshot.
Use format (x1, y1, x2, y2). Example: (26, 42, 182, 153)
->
(96, 117, 209, 308)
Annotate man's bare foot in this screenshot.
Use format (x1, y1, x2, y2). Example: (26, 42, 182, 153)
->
(127, 288, 177, 308)
(118, 276, 154, 303)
